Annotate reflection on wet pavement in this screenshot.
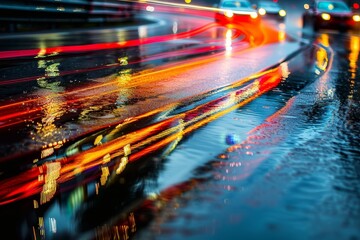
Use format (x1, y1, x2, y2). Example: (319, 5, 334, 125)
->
(2, 2, 359, 239)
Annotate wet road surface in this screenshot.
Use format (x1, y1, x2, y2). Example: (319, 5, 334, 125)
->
(0, 2, 360, 240)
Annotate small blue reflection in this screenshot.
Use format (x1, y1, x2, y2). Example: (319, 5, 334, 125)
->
(225, 134, 240, 145)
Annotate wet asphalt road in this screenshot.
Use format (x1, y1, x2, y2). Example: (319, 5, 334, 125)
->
(0, 4, 360, 240)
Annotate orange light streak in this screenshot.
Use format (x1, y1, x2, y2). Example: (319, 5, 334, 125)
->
(0, 64, 283, 205)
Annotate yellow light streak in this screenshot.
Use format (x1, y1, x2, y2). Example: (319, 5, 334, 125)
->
(40, 162, 61, 204)
(133, 0, 256, 15)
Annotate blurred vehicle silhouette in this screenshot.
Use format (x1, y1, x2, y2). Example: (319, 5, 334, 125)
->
(256, 0, 286, 22)
(215, 0, 261, 25)
(0, 0, 137, 32)
(302, 0, 360, 31)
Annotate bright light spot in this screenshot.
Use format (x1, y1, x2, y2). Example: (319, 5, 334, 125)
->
(250, 12, 258, 19)
(225, 29, 233, 55)
(184, 0, 191, 3)
(279, 22, 286, 30)
(41, 147, 54, 159)
(138, 26, 148, 38)
(118, 57, 128, 65)
(225, 10, 234, 18)
(278, 30, 286, 42)
(49, 218, 57, 233)
(124, 144, 131, 156)
(147, 192, 158, 200)
(321, 13, 331, 20)
(320, 33, 330, 47)
(279, 9, 286, 17)
(146, 5, 155, 11)
(94, 135, 103, 146)
(40, 162, 61, 204)
(350, 35, 359, 52)
(172, 21, 178, 34)
(280, 62, 290, 79)
(304, 3, 309, 9)
(116, 156, 128, 175)
(100, 166, 110, 185)
(258, 8, 266, 15)
(103, 153, 111, 164)
(353, 15, 360, 22)
(354, 3, 360, 9)
(328, 4, 334, 10)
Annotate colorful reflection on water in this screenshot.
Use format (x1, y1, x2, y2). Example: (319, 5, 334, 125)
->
(0, 2, 306, 239)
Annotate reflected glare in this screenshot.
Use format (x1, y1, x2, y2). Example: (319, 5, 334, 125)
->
(173, 21, 178, 34)
(278, 23, 286, 42)
(348, 35, 359, 99)
(138, 26, 148, 39)
(319, 33, 330, 47)
(225, 29, 233, 54)
(146, 5, 155, 11)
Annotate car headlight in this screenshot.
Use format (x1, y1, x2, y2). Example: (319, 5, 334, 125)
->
(279, 9, 286, 17)
(321, 13, 331, 20)
(250, 12, 258, 19)
(353, 14, 360, 22)
(258, 8, 266, 15)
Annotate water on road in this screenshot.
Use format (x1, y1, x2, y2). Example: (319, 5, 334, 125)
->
(0, 6, 359, 240)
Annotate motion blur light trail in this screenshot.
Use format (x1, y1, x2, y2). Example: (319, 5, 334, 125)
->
(0, 23, 280, 160)
(0, 0, 281, 60)
(0, 22, 219, 60)
(0, 22, 281, 137)
(0, 64, 284, 205)
(72, 53, 331, 239)
(0, 29, 245, 87)
(0, 6, 304, 239)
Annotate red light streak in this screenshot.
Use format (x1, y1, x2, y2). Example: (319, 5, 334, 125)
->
(0, 22, 219, 60)
(0, 64, 283, 206)
(0, 3, 290, 205)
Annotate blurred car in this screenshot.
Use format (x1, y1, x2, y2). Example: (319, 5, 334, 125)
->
(215, 0, 261, 25)
(256, 0, 286, 22)
(0, 0, 137, 33)
(302, 0, 360, 31)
